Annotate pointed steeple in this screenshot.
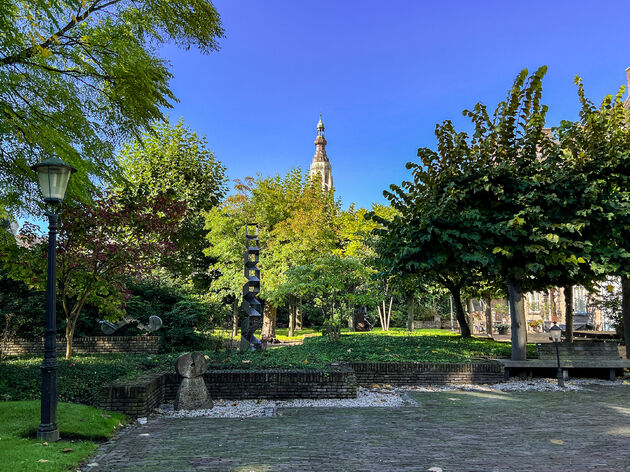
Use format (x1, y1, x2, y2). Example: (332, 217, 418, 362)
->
(309, 115, 333, 191)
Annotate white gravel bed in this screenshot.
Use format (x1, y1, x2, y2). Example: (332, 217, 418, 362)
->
(404, 378, 629, 393)
(157, 387, 408, 418)
(153, 379, 629, 419)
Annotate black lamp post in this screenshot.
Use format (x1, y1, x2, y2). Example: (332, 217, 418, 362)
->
(31, 157, 76, 442)
(549, 321, 564, 388)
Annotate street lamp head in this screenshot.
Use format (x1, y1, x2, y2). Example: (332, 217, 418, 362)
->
(550, 322, 562, 342)
(31, 157, 77, 205)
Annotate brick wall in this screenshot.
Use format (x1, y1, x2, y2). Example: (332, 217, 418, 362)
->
(200, 367, 357, 400)
(100, 371, 168, 417)
(350, 362, 504, 386)
(1, 336, 160, 357)
(100, 366, 357, 416)
(99, 362, 505, 417)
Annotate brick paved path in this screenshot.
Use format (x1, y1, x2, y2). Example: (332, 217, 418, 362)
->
(86, 386, 630, 471)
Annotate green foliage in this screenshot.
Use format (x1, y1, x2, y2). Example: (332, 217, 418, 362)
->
(118, 119, 228, 289)
(556, 79, 630, 280)
(0, 191, 186, 357)
(0, 269, 45, 342)
(0, 354, 167, 405)
(0, 401, 125, 472)
(281, 256, 376, 340)
(125, 279, 228, 352)
(0, 0, 224, 214)
(375, 67, 609, 342)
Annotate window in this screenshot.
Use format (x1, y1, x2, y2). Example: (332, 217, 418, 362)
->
(528, 292, 540, 313)
(573, 286, 587, 313)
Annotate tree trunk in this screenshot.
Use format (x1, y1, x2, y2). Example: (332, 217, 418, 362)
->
(261, 302, 277, 342)
(296, 298, 303, 330)
(622, 275, 630, 348)
(407, 292, 415, 332)
(288, 295, 296, 337)
(65, 299, 86, 359)
(231, 299, 239, 338)
(377, 303, 385, 331)
(564, 285, 574, 343)
(450, 288, 471, 338)
(466, 299, 475, 333)
(484, 296, 493, 335)
(65, 321, 75, 360)
(508, 280, 527, 361)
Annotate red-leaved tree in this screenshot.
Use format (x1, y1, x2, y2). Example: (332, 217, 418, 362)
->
(1, 190, 185, 358)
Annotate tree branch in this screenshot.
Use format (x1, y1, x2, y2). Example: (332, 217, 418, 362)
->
(0, 0, 122, 66)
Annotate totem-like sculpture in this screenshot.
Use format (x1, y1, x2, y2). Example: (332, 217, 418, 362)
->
(240, 223, 263, 351)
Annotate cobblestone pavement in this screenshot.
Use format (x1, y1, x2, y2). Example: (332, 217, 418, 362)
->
(85, 385, 630, 471)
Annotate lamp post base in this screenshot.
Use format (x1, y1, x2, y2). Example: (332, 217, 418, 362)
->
(556, 368, 565, 388)
(37, 424, 59, 442)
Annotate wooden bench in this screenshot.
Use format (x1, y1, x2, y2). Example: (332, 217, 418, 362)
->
(500, 341, 630, 381)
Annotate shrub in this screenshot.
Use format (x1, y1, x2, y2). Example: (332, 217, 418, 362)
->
(0, 354, 176, 405)
(0, 271, 47, 346)
(125, 279, 227, 352)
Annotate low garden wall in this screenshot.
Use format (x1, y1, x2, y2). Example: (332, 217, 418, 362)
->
(100, 370, 169, 417)
(1, 336, 160, 357)
(101, 366, 357, 416)
(100, 362, 504, 416)
(350, 361, 504, 386)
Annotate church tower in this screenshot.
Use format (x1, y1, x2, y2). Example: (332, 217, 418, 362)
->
(309, 115, 333, 191)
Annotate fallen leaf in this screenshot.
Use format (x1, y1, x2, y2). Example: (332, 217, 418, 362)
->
(550, 439, 564, 445)
(62, 448, 74, 453)
(41, 442, 48, 447)
(241, 360, 251, 364)
(37, 459, 49, 463)
(384, 348, 390, 352)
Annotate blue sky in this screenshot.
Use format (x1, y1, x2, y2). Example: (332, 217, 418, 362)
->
(160, 0, 630, 209)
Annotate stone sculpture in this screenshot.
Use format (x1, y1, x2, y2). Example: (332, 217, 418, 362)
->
(174, 351, 212, 410)
(241, 223, 263, 352)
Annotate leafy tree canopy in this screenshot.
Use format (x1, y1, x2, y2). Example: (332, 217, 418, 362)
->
(0, 0, 224, 214)
(118, 118, 228, 288)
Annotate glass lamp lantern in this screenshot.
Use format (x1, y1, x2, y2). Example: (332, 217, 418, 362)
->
(31, 157, 77, 204)
(550, 322, 562, 342)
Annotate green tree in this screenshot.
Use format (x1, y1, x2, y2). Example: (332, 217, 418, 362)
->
(378, 67, 597, 359)
(557, 78, 630, 344)
(205, 170, 340, 341)
(281, 256, 375, 341)
(118, 119, 228, 290)
(0, 0, 223, 214)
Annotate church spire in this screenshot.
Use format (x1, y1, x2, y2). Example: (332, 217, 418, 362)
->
(309, 115, 333, 191)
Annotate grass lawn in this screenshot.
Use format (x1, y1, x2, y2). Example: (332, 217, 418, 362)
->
(213, 327, 320, 342)
(207, 328, 537, 369)
(0, 329, 535, 404)
(0, 401, 125, 472)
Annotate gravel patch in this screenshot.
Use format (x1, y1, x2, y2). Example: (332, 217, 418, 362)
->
(154, 379, 629, 419)
(157, 387, 409, 418)
(404, 378, 630, 393)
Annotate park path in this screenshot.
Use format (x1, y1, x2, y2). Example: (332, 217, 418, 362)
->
(84, 385, 630, 472)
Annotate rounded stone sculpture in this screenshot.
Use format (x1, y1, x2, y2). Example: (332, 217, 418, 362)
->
(174, 351, 213, 410)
